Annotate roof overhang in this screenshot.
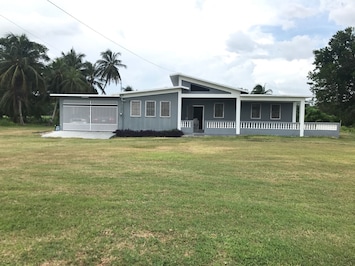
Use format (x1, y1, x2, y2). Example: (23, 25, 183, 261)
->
(50, 94, 120, 98)
(120, 86, 189, 98)
(240, 94, 311, 102)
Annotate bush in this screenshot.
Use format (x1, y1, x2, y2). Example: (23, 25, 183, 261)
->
(0, 116, 15, 126)
(113, 129, 184, 137)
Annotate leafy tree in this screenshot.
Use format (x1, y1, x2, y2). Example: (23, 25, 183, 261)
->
(251, 84, 272, 94)
(0, 33, 49, 124)
(96, 49, 126, 93)
(308, 27, 355, 126)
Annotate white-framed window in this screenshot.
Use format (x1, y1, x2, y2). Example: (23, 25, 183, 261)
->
(271, 104, 281, 120)
(251, 103, 261, 119)
(130, 100, 141, 117)
(160, 101, 171, 117)
(214, 103, 224, 118)
(145, 101, 156, 117)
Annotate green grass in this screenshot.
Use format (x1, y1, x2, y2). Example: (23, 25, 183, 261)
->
(0, 126, 354, 265)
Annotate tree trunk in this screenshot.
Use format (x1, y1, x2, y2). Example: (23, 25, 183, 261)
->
(50, 99, 58, 124)
(18, 99, 25, 125)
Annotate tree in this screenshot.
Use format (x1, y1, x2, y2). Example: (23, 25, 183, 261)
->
(96, 49, 126, 93)
(251, 84, 272, 94)
(0, 33, 49, 124)
(84, 61, 104, 94)
(308, 27, 355, 126)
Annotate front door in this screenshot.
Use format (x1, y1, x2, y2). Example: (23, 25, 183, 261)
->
(193, 106, 204, 132)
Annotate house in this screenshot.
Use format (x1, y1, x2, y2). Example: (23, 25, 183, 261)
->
(51, 73, 340, 137)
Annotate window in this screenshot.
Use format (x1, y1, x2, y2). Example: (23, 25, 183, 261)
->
(145, 101, 156, 117)
(271, 104, 281, 120)
(251, 104, 261, 119)
(130, 100, 141, 117)
(160, 101, 171, 117)
(214, 103, 224, 118)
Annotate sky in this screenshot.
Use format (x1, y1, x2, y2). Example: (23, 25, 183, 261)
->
(1, 0, 354, 96)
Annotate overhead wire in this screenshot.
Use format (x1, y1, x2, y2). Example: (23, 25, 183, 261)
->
(0, 13, 62, 53)
(46, 0, 176, 73)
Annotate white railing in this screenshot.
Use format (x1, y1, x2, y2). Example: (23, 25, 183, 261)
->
(304, 123, 339, 131)
(206, 121, 236, 129)
(181, 120, 339, 131)
(241, 121, 300, 130)
(180, 120, 193, 128)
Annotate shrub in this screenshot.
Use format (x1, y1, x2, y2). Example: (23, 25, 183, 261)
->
(0, 116, 15, 126)
(113, 129, 184, 137)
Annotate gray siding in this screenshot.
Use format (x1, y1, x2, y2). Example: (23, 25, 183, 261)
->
(241, 102, 293, 122)
(120, 93, 179, 131)
(182, 99, 236, 121)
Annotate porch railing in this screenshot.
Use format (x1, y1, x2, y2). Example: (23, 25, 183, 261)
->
(206, 121, 236, 129)
(240, 121, 299, 130)
(181, 120, 340, 132)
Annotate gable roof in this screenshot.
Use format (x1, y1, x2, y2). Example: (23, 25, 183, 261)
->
(170, 73, 249, 94)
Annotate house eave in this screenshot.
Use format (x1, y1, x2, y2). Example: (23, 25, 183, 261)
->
(50, 94, 120, 98)
(240, 94, 311, 102)
(120, 86, 189, 98)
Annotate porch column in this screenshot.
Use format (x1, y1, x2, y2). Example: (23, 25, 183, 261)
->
(299, 99, 305, 137)
(292, 102, 297, 123)
(177, 91, 182, 130)
(236, 97, 241, 135)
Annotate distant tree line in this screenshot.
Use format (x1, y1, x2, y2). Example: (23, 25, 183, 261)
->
(0, 33, 126, 124)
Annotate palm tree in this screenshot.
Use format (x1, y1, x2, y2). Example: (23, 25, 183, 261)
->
(0, 33, 49, 124)
(251, 84, 273, 94)
(84, 61, 104, 94)
(61, 48, 86, 72)
(96, 49, 126, 93)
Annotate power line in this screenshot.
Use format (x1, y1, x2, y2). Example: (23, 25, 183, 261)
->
(46, 0, 176, 73)
(0, 13, 62, 53)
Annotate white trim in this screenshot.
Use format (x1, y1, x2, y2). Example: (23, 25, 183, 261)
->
(177, 90, 182, 130)
(241, 95, 310, 102)
(145, 100, 156, 117)
(51, 94, 119, 98)
(236, 97, 241, 135)
(181, 93, 240, 99)
(214, 103, 224, 118)
(160, 101, 171, 117)
(130, 100, 141, 117)
(251, 103, 261, 119)
(270, 104, 281, 120)
(299, 100, 305, 137)
(121, 87, 188, 98)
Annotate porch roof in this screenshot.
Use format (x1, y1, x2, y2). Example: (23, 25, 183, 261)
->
(240, 94, 311, 102)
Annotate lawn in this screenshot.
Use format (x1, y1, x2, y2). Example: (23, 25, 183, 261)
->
(0, 126, 354, 265)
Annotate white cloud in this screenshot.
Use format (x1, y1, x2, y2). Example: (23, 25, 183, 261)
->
(320, 0, 355, 26)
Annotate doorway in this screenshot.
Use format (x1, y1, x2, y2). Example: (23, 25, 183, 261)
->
(193, 106, 204, 132)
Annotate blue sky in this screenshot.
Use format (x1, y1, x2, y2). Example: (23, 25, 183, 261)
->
(1, 0, 354, 95)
